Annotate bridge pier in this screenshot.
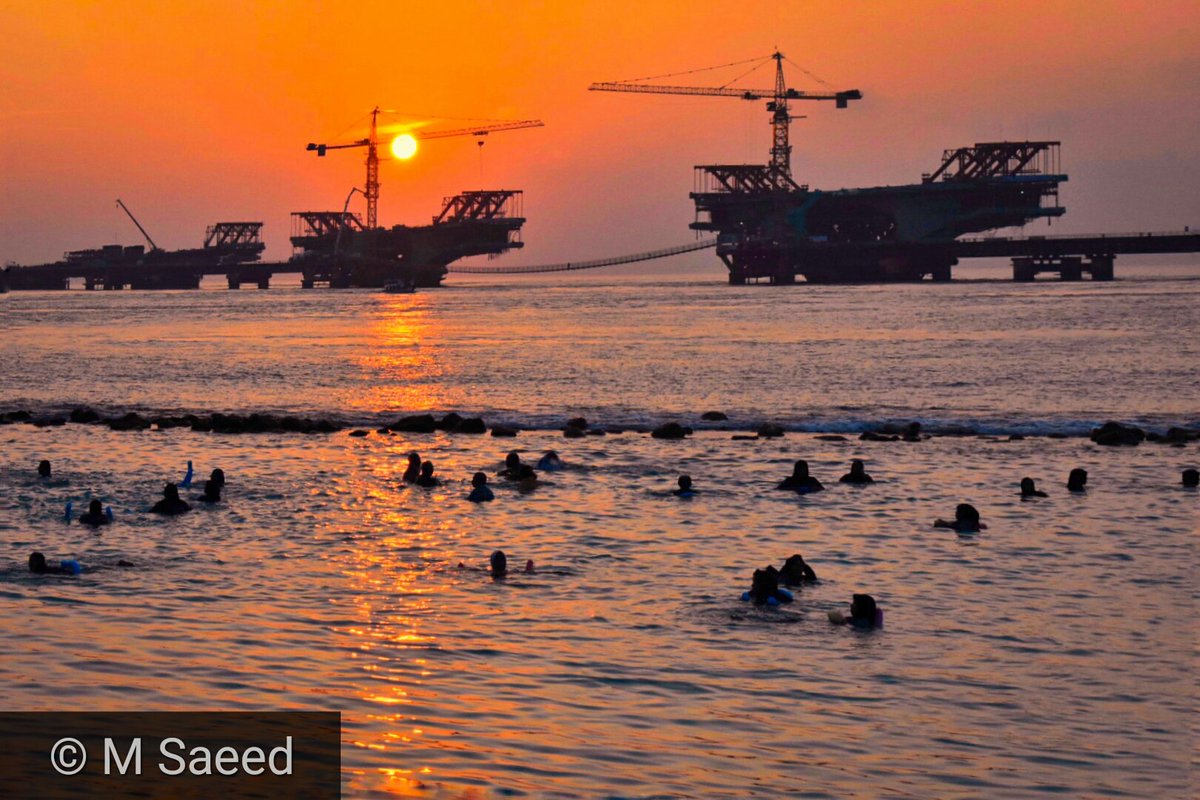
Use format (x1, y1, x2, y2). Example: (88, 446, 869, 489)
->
(1013, 254, 1116, 282)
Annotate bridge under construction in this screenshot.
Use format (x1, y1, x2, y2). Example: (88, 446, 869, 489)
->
(4, 226, 1197, 291)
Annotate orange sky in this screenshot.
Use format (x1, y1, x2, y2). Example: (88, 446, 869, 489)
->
(1, 0, 1197, 265)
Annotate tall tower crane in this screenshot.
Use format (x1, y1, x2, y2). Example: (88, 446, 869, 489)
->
(306, 109, 544, 229)
(590, 51, 860, 180)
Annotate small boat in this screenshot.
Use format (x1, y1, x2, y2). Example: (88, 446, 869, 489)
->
(382, 279, 415, 294)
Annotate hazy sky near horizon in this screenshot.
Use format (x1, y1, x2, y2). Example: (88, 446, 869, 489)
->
(2, 0, 1197, 266)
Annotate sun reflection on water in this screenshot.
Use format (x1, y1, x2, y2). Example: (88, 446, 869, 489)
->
(350, 295, 463, 415)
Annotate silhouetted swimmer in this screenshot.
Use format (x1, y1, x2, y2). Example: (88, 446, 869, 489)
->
(79, 499, 110, 527)
(829, 593, 882, 627)
(416, 460, 440, 488)
(197, 479, 222, 504)
(779, 554, 817, 585)
(467, 472, 495, 502)
(777, 460, 824, 493)
(499, 451, 536, 482)
(490, 550, 508, 578)
(742, 566, 793, 606)
(934, 503, 986, 532)
(209, 468, 226, 490)
(839, 459, 874, 484)
(523, 559, 535, 574)
(37, 460, 51, 478)
(536, 450, 565, 471)
(402, 452, 422, 484)
(1183, 468, 1199, 488)
(1020, 477, 1048, 498)
(1067, 468, 1088, 493)
(902, 422, 922, 442)
(673, 475, 697, 497)
(29, 552, 80, 575)
(150, 483, 191, 516)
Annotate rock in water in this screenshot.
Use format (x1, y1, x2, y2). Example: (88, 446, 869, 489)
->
(1090, 421, 1145, 446)
(757, 423, 785, 439)
(651, 422, 693, 440)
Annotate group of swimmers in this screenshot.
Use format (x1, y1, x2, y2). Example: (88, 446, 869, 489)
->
(26, 460, 228, 573)
(25, 450, 1198, 625)
(400, 449, 565, 500)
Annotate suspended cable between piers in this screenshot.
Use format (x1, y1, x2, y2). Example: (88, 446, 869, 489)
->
(447, 239, 718, 274)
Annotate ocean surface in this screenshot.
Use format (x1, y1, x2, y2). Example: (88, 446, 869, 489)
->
(1, 261, 1197, 798)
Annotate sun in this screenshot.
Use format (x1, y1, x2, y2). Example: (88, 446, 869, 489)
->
(390, 134, 418, 160)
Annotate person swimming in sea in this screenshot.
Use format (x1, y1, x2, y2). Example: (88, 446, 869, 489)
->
(1182, 468, 1198, 488)
(777, 460, 824, 493)
(498, 452, 539, 491)
(934, 503, 986, 532)
(209, 468, 226, 490)
(499, 452, 537, 481)
(1020, 477, 1048, 498)
(402, 452, 422, 484)
(467, 472, 495, 502)
(78, 499, 111, 527)
(150, 483, 191, 515)
(778, 554, 817, 585)
(28, 552, 79, 575)
(742, 566, 794, 606)
(673, 475, 697, 497)
(1067, 468, 1088, 493)
(37, 460, 51, 478)
(839, 459, 874, 484)
(829, 593, 882, 628)
(416, 460, 440, 488)
(536, 450, 565, 471)
(490, 550, 508, 578)
(196, 479, 222, 504)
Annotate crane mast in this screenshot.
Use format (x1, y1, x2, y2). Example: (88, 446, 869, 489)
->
(365, 107, 380, 229)
(769, 52, 790, 175)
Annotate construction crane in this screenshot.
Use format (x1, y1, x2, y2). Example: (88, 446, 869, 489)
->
(306, 109, 544, 229)
(115, 198, 159, 251)
(590, 51, 860, 180)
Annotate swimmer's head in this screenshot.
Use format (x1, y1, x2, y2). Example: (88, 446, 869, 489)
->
(407, 452, 421, 467)
(850, 459, 866, 476)
(1067, 468, 1088, 490)
(472, 472, 488, 488)
(505, 452, 521, 469)
(88, 499, 103, 516)
(543, 450, 559, 460)
(749, 567, 779, 605)
(490, 550, 508, 578)
(29, 552, 48, 573)
(1183, 468, 1199, 488)
(781, 554, 808, 575)
(524, 559, 535, 573)
(955, 503, 980, 526)
(850, 593, 878, 625)
(162, 483, 180, 501)
(678, 475, 692, 491)
(792, 460, 810, 478)
(210, 468, 225, 488)
(37, 460, 51, 477)
(1020, 477, 1037, 496)
(420, 460, 434, 478)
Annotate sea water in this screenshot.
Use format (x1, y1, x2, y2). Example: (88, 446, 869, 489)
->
(1, 263, 1196, 798)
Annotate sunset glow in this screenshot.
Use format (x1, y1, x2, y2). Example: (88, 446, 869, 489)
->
(390, 134, 418, 161)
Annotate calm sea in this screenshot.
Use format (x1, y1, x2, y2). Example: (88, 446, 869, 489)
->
(1, 262, 1197, 798)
